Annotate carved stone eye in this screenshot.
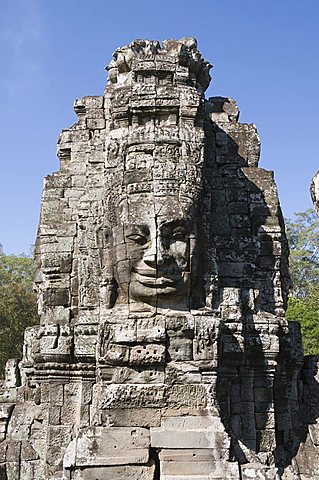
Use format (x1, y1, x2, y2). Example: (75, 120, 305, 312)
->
(126, 234, 147, 245)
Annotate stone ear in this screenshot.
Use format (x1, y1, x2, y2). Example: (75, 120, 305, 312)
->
(95, 223, 118, 309)
(102, 275, 118, 309)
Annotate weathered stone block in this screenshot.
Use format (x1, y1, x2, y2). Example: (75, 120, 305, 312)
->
(20, 441, 38, 461)
(0, 405, 14, 422)
(159, 448, 236, 477)
(100, 344, 130, 365)
(166, 384, 211, 409)
(130, 344, 166, 365)
(241, 464, 278, 480)
(102, 408, 161, 427)
(43, 288, 70, 307)
(74, 324, 97, 358)
(72, 427, 150, 466)
(151, 416, 230, 450)
(165, 362, 202, 384)
(98, 384, 167, 410)
(136, 317, 166, 342)
(49, 406, 61, 425)
(86, 118, 106, 130)
(168, 336, 193, 361)
(70, 464, 155, 480)
(6, 462, 21, 480)
(48, 426, 72, 447)
(6, 403, 39, 441)
(109, 321, 137, 343)
(6, 442, 21, 463)
(99, 365, 165, 384)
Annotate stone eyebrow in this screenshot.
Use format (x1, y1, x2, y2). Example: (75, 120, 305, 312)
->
(124, 224, 150, 236)
(159, 218, 192, 234)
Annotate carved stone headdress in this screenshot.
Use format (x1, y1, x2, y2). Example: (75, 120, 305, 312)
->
(103, 38, 212, 228)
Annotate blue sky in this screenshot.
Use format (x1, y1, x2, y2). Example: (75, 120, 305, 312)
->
(1, 0, 319, 254)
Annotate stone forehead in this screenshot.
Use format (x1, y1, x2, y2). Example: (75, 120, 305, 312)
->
(120, 193, 195, 214)
(110, 193, 197, 228)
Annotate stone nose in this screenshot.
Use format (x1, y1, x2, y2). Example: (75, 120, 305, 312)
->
(143, 235, 157, 269)
(143, 236, 166, 268)
(143, 253, 155, 268)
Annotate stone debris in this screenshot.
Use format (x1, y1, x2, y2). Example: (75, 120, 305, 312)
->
(0, 37, 319, 479)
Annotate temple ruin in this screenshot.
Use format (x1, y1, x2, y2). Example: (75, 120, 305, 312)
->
(0, 38, 319, 480)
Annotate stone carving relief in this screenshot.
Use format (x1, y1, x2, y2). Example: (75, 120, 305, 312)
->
(0, 38, 318, 480)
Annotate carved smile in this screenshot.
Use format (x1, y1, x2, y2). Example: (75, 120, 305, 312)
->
(132, 268, 157, 278)
(133, 270, 181, 287)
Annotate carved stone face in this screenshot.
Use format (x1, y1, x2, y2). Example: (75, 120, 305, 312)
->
(112, 195, 196, 309)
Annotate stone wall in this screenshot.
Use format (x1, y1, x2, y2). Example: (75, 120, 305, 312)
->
(0, 38, 318, 480)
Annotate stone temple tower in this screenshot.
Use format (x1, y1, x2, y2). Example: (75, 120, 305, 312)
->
(1, 38, 319, 480)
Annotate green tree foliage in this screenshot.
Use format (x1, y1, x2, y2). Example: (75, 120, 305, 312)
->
(0, 245, 39, 377)
(286, 285, 319, 355)
(285, 209, 319, 298)
(285, 209, 319, 355)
